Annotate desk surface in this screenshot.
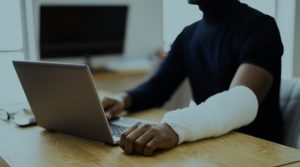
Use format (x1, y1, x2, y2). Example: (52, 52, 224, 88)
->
(93, 71, 149, 93)
(1, 109, 300, 167)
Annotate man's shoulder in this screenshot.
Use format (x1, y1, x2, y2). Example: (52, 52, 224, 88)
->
(237, 3, 276, 28)
(181, 20, 202, 35)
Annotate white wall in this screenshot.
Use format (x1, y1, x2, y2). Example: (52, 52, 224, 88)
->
(31, 0, 163, 62)
(0, 0, 23, 51)
(0, 53, 27, 106)
(294, 1, 300, 77)
(276, 0, 296, 79)
(163, 0, 200, 48)
(0, 0, 28, 106)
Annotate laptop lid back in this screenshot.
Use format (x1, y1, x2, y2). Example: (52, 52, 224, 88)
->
(13, 61, 114, 143)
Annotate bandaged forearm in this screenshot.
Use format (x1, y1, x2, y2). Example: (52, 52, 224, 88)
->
(161, 86, 258, 144)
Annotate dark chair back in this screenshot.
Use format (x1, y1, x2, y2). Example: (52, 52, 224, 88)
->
(280, 79, 300, 148)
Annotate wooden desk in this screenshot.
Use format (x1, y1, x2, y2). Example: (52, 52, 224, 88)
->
(93, 71, 149, 93)
(1, 109, 300, 167)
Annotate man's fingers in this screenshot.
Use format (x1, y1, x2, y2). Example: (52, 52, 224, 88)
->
(134, 129, 156, 154)
(102, 97, 114, 108)
(105, 105, 121, 120)
(143, 138, 160, 156)
(124, 124, 151, 154)
(120, 122, 141, 150)
(105, 112, 112, 120)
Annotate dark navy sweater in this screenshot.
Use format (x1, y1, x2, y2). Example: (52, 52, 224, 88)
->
(128, 0, 284, 143)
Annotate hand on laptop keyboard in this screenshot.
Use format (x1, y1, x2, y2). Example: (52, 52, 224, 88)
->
(101, 93, 132, 120)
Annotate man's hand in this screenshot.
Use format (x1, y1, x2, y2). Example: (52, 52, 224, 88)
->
(120, 123, 179, 156)
(102, 93, 132, 120)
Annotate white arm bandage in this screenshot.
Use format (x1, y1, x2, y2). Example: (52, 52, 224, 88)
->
(160, 86, 259, 144)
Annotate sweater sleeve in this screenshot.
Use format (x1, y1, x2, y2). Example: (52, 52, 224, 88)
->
(127, 31, 187, 111)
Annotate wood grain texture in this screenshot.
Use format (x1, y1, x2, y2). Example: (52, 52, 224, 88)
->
(1, 109, 300, 167)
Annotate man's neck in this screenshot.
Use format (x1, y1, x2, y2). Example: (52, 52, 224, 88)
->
(198, 0, 239, 23)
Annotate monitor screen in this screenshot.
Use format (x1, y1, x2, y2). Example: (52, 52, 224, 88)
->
(40, 5, 128, 58)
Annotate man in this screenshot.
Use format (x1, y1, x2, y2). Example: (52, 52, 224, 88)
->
(103, 0, 283, 156)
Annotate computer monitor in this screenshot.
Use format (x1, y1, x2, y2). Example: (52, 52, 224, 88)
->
(40, 5, 128, 63)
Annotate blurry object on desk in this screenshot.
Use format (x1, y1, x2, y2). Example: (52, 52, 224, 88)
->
(0, 103, 24, 121)
(0, 103, 36, 127)
(12, 108, 36, 127)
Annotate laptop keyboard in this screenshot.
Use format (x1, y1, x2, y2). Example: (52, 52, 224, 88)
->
(109, 124, 128, 137)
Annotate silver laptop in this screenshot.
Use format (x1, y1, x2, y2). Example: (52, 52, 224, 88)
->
(13, 61, 152, 144)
